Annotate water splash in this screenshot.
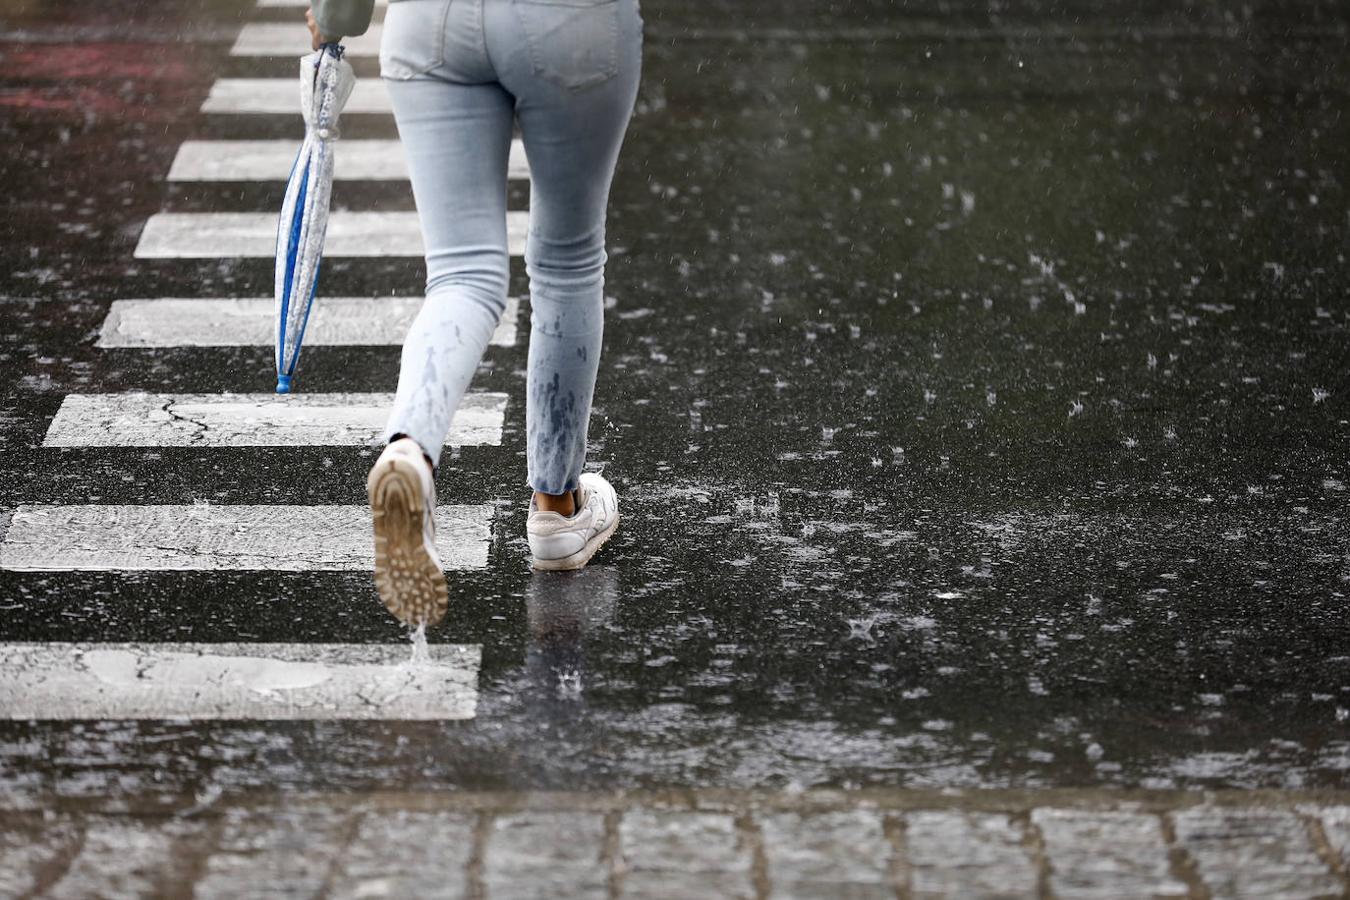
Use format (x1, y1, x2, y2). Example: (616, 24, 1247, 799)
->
(846, 615, 879, 643)
(407, 622, 431, 667)
(557, 669, 583, 701)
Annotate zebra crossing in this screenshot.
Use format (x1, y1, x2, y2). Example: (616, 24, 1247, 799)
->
(1, 5, 527, 720)
(97, 296, 521, 348)
(0, 642, 480, 720)
(167, 138, 530, 181)
(135, 210, 530, 257)
(257, 0, 388, 6)
(233, 22, 385, 57)
(42, 392, 508, 447)
(0, 504, 494, 572)
(202, 77, 392, 114)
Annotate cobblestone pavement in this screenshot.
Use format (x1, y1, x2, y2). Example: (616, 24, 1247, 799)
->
(3, 790, 1348, 898)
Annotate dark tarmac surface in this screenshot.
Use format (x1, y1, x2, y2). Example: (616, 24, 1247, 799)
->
(1, 0, 1348, 810)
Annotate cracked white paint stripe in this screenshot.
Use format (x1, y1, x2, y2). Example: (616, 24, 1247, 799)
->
(0, 642, 480, 720)
(98, 297, 519, 349)
(168, 139, 530, 181)
(134, 211, 528, 258)
(0, 504, 493, 571)
(233, 22, 384, 57)
(43, 392, 506, 448)
(203, 78, 392, 115)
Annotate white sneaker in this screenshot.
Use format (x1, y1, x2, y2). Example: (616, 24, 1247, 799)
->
(527, 472, 620, 571)
(367, 437, 447, 626)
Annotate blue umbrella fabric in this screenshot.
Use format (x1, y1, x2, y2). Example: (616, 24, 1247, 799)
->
(274, 43, 355, 394)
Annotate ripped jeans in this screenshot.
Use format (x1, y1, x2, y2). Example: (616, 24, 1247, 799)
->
(379, 0, 642, 494)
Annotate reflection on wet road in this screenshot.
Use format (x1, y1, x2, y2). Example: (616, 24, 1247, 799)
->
(0, 0, 1348, 818)
(524, 567, 619, 717)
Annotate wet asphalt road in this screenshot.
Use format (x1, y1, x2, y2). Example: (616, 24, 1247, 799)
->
(0, 0, 1348, 807)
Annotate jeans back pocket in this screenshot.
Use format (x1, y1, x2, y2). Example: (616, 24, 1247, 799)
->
(380, 0, 453, 80)
(512, 0, 620, 90)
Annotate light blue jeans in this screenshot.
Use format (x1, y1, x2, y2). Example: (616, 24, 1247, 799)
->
(379, 0, 642, 494)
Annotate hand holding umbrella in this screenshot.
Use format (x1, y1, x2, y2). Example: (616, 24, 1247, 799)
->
(274, 37, 355, 394)
(304, 8, 331, 52)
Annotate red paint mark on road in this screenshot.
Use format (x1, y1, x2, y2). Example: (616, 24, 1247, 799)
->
(0, 43, 197, 81)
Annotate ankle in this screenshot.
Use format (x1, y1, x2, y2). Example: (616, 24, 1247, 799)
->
(534, 488, 581, 517)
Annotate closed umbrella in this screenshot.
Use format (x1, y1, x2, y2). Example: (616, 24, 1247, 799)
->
(274, 42, 355, 394)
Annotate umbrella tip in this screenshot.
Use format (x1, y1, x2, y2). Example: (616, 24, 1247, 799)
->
(275, 375, 292, 394)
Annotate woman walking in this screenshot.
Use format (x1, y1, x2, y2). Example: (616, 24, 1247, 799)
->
(307, 0, 640, 625)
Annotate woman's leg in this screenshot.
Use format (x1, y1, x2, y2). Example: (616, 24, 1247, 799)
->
(381, 76, 515, 469)
(493, 0, 643, 499)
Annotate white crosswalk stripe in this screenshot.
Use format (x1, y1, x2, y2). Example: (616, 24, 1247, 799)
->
(134, 210, 529, 258)
(168, 138, 530, 181)
(98, 296, 520, 348)
(0, 504, 493, 572)
(0, 642, 480, 720)
(233, 22, 384, 57)
(204, 78, 392, 114)
(43, 392, 507, 448)
(259, 0, 387, 6)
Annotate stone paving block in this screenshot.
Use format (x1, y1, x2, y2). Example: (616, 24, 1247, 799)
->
(484, 811, 608, 900)
(1032, 808, 1186, 899)
(1171, 806, 1341, 899)
(194, 807, 355, 899)
(618, 809, 755, 899)
(905, 810, 1038, 899)
(759, 809, 894, 899)
(329, 810, 476, 899)
(0, 816, 79, 897)
(44, 817, 203, 899)
(1314, 806, 1350, 870)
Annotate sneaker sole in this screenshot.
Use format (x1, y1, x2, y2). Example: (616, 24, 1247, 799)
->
(367, 455, 448, 626)
(531, 511, 621, 572)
